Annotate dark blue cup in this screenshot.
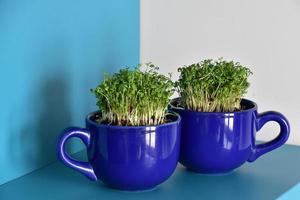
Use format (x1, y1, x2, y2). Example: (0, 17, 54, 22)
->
(170, 98, 290, 174)
(57, 111, 181, 190)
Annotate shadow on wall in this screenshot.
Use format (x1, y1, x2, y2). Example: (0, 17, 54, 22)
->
(31, 72, 72, 166)
(6, 35, 120, 175)
(1, 0, 139, 185)
(8, 41, 74, 169)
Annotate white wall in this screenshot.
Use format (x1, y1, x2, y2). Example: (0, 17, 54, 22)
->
(141, 0, 300, 145)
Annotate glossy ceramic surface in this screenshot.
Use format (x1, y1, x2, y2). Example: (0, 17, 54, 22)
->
(57, 111, 181, 190)
(170, 98, 290, 173)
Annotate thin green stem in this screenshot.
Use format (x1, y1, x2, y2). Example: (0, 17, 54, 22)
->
(176, 58, 252, 112)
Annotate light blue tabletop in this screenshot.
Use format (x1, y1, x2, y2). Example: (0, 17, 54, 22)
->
(277, 182, 300, 200)
(1, 144, 300, 200)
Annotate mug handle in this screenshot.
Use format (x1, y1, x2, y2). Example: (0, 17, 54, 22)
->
(57, 127, 97, 181)
(248, 111, 290, 162)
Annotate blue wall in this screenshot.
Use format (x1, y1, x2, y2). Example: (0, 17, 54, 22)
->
(0, 0, 139, 185)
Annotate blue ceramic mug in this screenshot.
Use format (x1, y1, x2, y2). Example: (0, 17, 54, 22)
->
(170, 98, 290, 174)
(57, 111, 181, 190)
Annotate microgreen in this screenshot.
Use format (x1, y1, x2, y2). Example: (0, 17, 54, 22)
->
(91, 63, 174, 126)
(176, 58, 252, 112)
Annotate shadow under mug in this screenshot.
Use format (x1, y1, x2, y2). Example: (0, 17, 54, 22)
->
(170, 98, 290, 174)
(57, 111, 181, 190)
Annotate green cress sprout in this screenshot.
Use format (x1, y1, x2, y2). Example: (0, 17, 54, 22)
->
(176, 58, 252, 112)
(91, 63, 174, 126)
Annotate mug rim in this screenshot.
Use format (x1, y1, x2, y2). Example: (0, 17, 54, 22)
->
(86, 111, 181, 129)
(169, 97, 258, 115)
